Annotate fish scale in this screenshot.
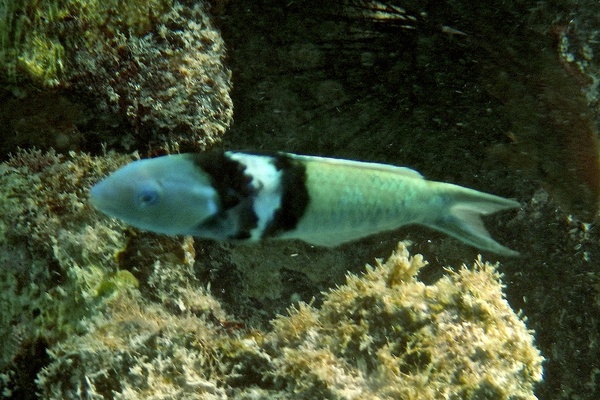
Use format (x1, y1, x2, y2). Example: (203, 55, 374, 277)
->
(279, 155, 449, 246)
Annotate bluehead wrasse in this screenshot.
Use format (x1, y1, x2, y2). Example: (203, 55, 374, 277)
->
(89, 152, 520, 256)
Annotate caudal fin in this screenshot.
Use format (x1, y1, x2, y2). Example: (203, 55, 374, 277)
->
(425, 188, 520, 256)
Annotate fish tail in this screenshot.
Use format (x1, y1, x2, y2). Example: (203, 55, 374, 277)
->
(425, 188, 520, 256)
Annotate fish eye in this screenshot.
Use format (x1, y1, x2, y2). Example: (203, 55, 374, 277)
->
(136, 188, 159, 207)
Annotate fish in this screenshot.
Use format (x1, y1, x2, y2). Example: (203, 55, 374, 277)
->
(89, 151, 520, 256)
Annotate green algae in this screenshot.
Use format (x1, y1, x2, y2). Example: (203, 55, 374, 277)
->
(95, 270, 139, 299)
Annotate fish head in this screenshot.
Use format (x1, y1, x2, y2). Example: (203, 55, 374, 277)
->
(90, 155, 218, 235)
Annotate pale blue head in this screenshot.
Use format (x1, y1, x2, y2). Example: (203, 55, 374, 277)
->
(90, 155, 218, 235)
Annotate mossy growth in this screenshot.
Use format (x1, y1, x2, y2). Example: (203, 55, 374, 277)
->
(267, 242, 543, 399)
(0, 0, 172, 86)
(33, 241, 542, 399)
(0, 149, 133, 371)
(35, 290, 238, 399)
(0, 149, 234, 397)
(0, 0, 233, 153)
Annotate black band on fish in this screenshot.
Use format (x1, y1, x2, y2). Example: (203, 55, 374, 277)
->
(190, 152, 259, 240)
(262, 153, 310, 238)
(190, 152, 254, 210)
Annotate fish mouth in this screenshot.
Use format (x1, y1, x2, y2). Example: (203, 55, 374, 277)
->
(89, 181, 120, 216)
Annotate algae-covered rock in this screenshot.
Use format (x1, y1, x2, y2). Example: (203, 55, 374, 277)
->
(0, 150, 131, 397)
(267, 243, 543, 399)
(30, 241, 544, 400)
(0, 0, 172, 86)
(0, 0, 232, 153)
(36, 291, 234, 400)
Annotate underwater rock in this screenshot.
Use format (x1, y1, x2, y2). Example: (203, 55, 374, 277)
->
(0, 0, 232, 153)
(267, 242, 543, 399)
(483, 18, 600, 222)
(32, 242, 543, 399)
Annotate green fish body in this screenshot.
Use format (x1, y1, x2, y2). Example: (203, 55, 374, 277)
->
(90, 151, 519, 256)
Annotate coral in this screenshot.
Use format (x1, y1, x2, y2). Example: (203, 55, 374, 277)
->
(0, 0, 232, 153)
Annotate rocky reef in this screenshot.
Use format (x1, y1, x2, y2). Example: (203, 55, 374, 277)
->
(266, 243, 543, 399)
(0, 0, 232, 154)
(4, 1, 600, 399)
(0, 151, 542, 398)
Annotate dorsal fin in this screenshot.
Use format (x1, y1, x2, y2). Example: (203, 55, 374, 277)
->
(283, 153, 424, 180)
